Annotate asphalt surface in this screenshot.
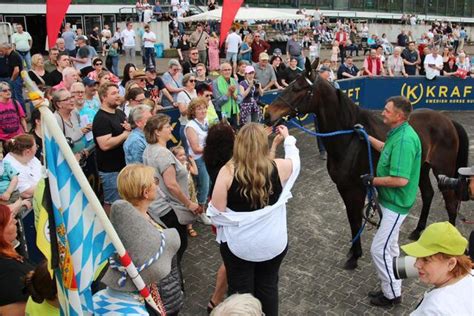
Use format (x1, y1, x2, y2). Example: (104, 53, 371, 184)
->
(180, 111, 474, 316)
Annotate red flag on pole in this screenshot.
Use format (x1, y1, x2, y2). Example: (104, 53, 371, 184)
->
(47, 0, 71, 49)
(219, 0, 244, 47)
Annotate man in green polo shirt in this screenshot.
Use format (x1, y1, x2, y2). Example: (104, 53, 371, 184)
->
(361, 96, 421, 307)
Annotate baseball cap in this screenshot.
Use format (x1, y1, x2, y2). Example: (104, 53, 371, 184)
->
(76, 35, 87, 41)
(458, 166, 474, 176)
(259, 52, 269, 61)
(273, 48, 282, 56)
(82, 77, 98, 87)
(145, 66, 156, 73)
(319, 66, 331, 73)
(401, 222, 468, 257)
(245, 65, 255, 73)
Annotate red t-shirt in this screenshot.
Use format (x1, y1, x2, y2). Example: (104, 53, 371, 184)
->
(0, 99, 25, 141)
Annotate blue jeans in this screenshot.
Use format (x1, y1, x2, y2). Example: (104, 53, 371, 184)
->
(296, 55, 305, 70)
(18, 51, 31, 69)
(144, 47, 156, 68)
(111, 55, 119, 76)
(194, 157, 210, 205)
(313, 115, 326, 154)
(98, 171, 120, 204)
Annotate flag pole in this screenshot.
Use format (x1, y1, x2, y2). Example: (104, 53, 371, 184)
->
(21, 71, 162, 314)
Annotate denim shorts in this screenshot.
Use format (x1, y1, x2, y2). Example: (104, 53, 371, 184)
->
(98, 171, 120, 204)
(226, 52, 238, 63)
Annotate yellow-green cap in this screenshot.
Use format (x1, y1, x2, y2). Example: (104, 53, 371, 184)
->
(401, 222, 468, 257)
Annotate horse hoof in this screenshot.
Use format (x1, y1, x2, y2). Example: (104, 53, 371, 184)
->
(343, 258, 358, 270)
(408, 230, 421, 241)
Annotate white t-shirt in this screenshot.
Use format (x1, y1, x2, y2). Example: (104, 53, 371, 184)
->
(424, 54, 443, 79)
(121, 29, 136, 47)
(4, 153, 42, 193)
(225, 32, 242, 54)
(142, 31, 156, 48)
(177, 90, 197, 125)
(143, 9, 153, 23)
(11, 32, 32, 52)
(185, 119, 208, 159)
(410, 272, 473, 316)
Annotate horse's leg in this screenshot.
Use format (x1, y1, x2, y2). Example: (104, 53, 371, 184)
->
(432, 153, 459, 226)
(409, 163, 433, 240)
(337, 185, 366, 270)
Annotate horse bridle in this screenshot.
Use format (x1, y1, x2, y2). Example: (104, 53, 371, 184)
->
(275, 76, 315, 117)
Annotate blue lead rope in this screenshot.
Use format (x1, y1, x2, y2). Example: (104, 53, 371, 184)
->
(286, 118, 378, 244)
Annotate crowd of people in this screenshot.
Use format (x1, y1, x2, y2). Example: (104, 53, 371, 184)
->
(0, 3, 473, 315)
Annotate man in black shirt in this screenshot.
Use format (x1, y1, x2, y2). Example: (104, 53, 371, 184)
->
(397, 30, 409, 48)
(182, 47, 201, 75)
(93, 82, 130, 213)
(0, 42, 24, 108)
(281, 57, 302, 87)
(401, 41, 420, 76)
(337, 56, 360, 79)
(144, 66, 174, 107)
(44, 52, 71, 87)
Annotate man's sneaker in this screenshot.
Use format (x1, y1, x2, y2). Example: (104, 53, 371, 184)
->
(367, 290, 383, 298)
(370, 294, 402, 307)
(198, 213, 212, 225)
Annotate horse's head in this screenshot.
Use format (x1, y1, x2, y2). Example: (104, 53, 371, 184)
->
(264, 58, 319, 125)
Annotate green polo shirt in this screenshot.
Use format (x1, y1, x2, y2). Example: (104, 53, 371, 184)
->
(376, 121, 421, 215)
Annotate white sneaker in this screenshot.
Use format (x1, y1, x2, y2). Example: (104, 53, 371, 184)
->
(198, 213, 212, 225)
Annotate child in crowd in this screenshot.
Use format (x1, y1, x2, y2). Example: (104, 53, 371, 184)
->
(309, 40, 320, 63)
(331, 40, 340, 69)
(0, 152, 20, 207)
(171, 146, 199, 237)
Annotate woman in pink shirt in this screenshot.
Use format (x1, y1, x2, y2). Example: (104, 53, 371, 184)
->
(0, 82, 26, 147)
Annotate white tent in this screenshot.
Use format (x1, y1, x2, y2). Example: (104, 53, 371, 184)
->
(178, 7, 306, 23)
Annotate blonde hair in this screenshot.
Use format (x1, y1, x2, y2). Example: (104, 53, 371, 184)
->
(210, 293, 262, 316)
(117, 164, 156, 204)
(31, 54, 43, 68)
(187, 97, 208, 120)
(231, 123, 273, 208)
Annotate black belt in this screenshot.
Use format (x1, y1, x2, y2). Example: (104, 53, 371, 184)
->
(17, 50, 30, 56)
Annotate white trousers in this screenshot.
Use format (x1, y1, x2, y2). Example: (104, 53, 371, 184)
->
(370, 205, 407, 299)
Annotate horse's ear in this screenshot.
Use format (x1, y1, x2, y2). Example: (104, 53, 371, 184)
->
(311, 58, 320, 70)
(304, 57, 312, 74)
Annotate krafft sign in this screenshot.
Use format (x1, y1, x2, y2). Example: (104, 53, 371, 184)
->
(338, 77, 474, 110)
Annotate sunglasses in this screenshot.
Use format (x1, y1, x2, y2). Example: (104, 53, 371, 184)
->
(94, 63, 103, 66)
(1, 88, 11, 92)
(138, 78, 146, 82)
(188, 79, 196, 83)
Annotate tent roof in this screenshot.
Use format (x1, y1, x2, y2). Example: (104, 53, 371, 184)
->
(178, 7, 305, 22)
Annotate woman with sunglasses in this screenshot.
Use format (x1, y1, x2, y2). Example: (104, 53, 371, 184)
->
(88, 58, 119, 84)
(176, 73, 197, 153)
(0, 82, 27, 149)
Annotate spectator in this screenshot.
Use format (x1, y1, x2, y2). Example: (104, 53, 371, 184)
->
(55, 38, 67, 55)
(380, 33, 393, 55)
(82, 77, 101, 113)
(286, 32, 304, 70)
(182, 47, 201, 75)
(70, 82, 97, 141)
(251, 33, 270, 63)
(256, 24, 266, 41)
(61, 23, 76, 56)
(253, 52, 277, 92)
(212, 62, 240, 128)
(177, 73, 197, 151)
(459, 26, 467, 51)
(270, 56, 285, 89)
(401, 222, 472, 315)
(397, 30, 409, 48)
(53, 67, 79, 91)
(88, 26, 100, 52)
(143, 4, 153, 24)
(145, 66, 171, 107)
(24, 260, 59, 315)
(282, 57, 302, 87)
(239, 34, 253, 64)
(92, 83, 131, 213)
(334, 27, 348, 64)
(387, 47, 408, 77)
(419, 46, 431, 76)
(4, 134, 42, 199)
(196, 83, 219, 125)
(424, 46, 443, 79)
(319, 66, 340, 88)
(11, 24, 32, 70)
(123, 105, 152, 164)
(363, 49, 385, 76)
(337, 56, 360, 79)
(28, 54, 47, 89)
(376, 45, 386, 64)
(208, 32, 220, 73)
(208, 123, 300, 316)
(211, 293, 262, 316)
(189, 23, 209, 66)
(119, 63, 136, 95)
(121, 22, 136, 64)
(239, 21, 253, 39)
(0, 81, 27, 146)
(29, 108, 43, 163)
(402, 41, 420, 76)
(185, 98, 212, 223)
(441, 47, 453, 63)
(443, 57, 458, 76)
(44, 53, 70, 87)
(124, 87, 146, 118)
(161, 59, 184, 108)
(0, 43, 24, 109)
(104, 40, 120, 76)
(195, 63, 212, 87)
(43, 48, 59, 73)
(153, 1, 163, 20)
(177, 33, 191, 62)
(143, 114, 200, 276)
(0, 205, 34, 316)
(71, 36, 92, 73)
(235, 60, 248, 83)
(456, 52, 470, 71)
(239, 65, 263, 125)
(367, 34, 378, 49)
(225, 27, 242, 75)
(142, 24, 156, 68)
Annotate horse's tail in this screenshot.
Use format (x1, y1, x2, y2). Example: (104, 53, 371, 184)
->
(452, 120, 469, 176)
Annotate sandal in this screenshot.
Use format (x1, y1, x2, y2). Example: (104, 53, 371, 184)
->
(187, 228, 198, 237)
(207, 299, 217, 314)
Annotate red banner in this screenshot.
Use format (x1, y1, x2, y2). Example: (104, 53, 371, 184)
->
(47, 0, 71, 49)
(219, 0, 244, 47)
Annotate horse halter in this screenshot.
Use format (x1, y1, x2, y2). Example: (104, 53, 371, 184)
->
(275, 76, 314, 116)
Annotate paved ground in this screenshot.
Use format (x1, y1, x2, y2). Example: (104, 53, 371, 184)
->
(179, 111, 474, 316)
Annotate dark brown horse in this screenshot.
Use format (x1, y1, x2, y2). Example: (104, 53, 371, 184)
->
(265, 63, 469, 270)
